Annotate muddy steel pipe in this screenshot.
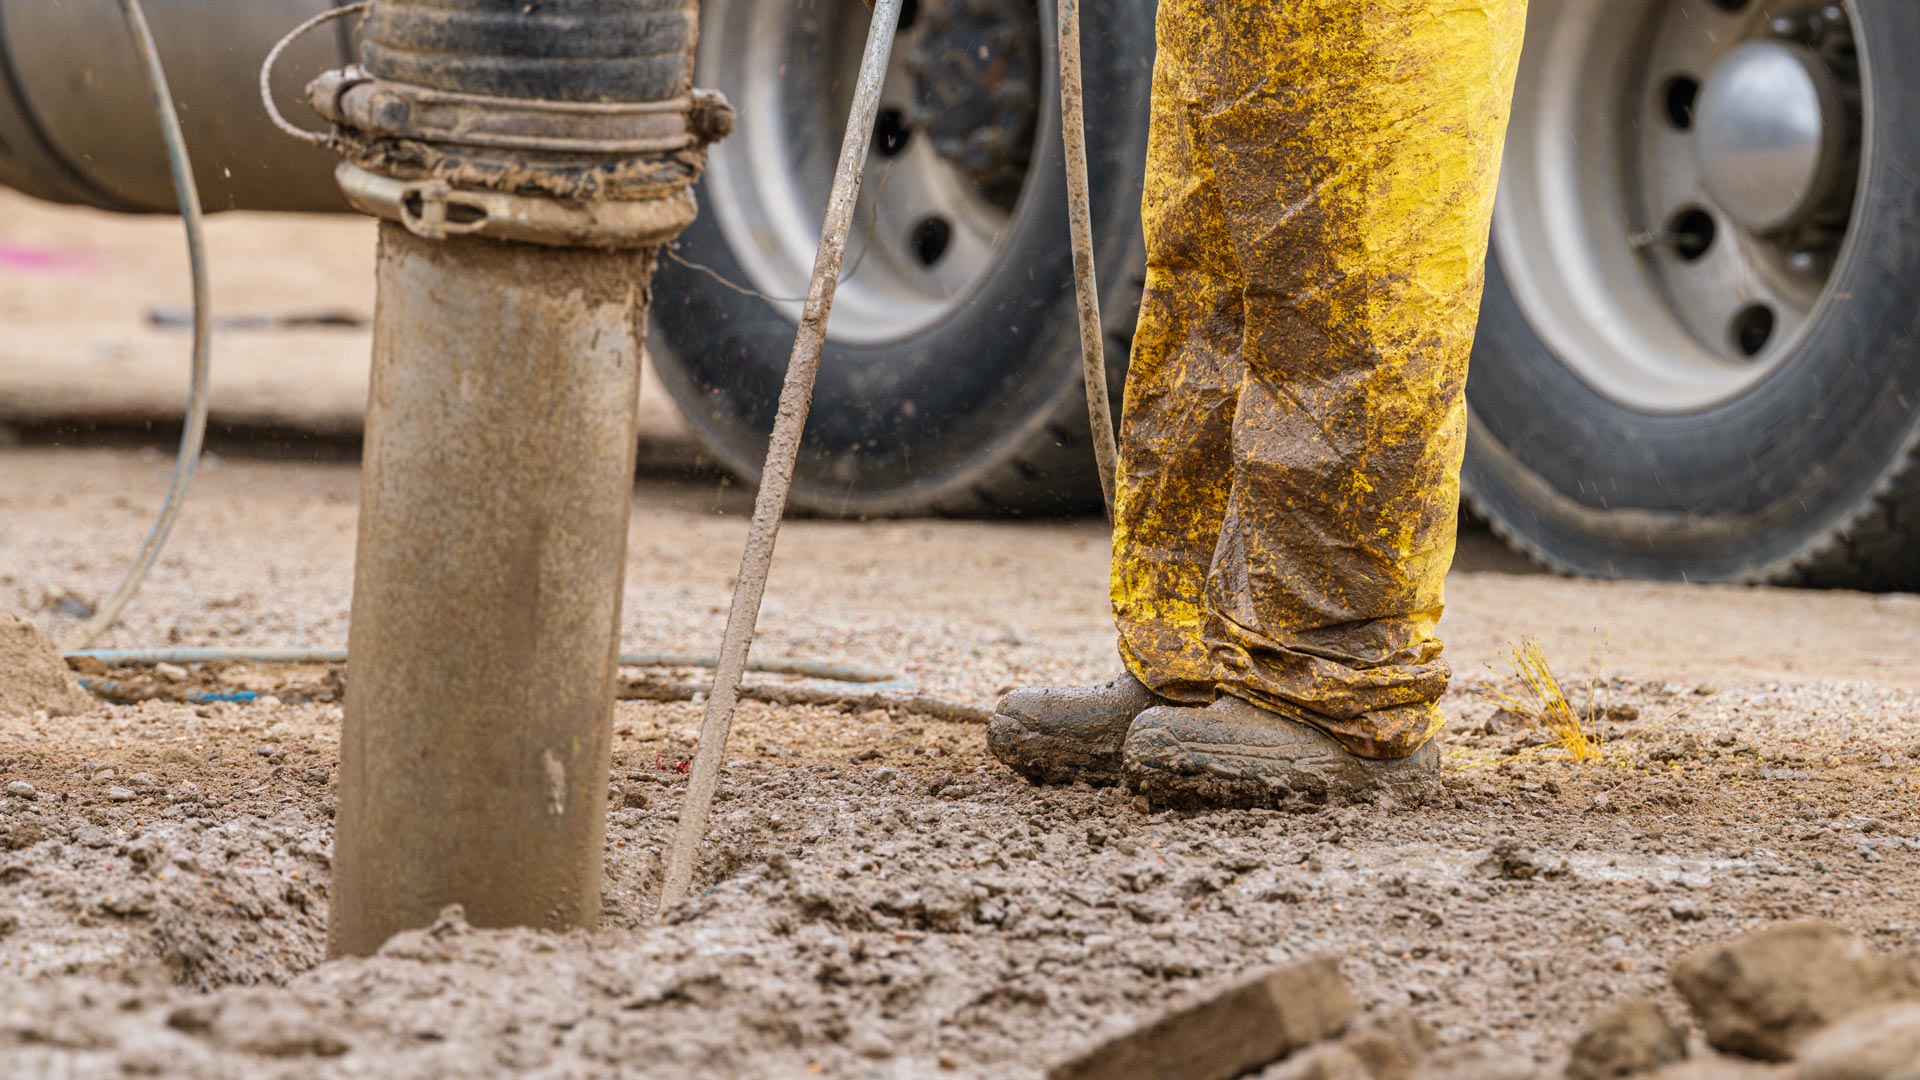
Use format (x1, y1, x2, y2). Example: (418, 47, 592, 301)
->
(329, 230, 654, 956)
(323, 0, 720, 957)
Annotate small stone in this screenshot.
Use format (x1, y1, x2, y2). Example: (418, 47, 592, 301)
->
(98, 890, 155, 917)
(873, 766, 899, 785)
(1418, 1046, 1552, 1080)
(73, 824, 113, 848)
(1669, 899, 1706, 923)
(1640, 1063, 1790, 1079)
(1477, 838, 1540, 881)
(1047, 957, 1357, 1080)
(204, 994, 350, 1058)
(1256, 1044, 1371, 1080)
(153, 662, 189, 682)
(1565, 999, 1687, 1080)
(104, 786, 136, 802)
(1671, 921, 1905, 1062)
(0, 908, 18, 937)
(620, 788, 649, 809)
(1339, 1013, 1436, 1080)
(5, 781, 34, 798)
(1484, 708, 1529, 736)
(1798, 1001, 1920, 1080)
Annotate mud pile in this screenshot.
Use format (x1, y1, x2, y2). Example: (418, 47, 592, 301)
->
(0, 613, 87, 718)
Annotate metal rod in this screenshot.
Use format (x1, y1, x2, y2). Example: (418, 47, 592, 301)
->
(66, 647, 899, 684)
(655, 0, 904, 915)
(1059, 0, 1118, 516)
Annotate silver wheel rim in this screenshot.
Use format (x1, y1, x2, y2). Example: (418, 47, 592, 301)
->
(1494, 0, 1866, 414)
(695, 0, 1044, 347)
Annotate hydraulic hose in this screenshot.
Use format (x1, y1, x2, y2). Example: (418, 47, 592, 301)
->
(64, 0, 213, 652)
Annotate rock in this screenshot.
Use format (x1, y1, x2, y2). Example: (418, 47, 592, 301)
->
(1671, 921, 1904, 1062)
(104, 786, 135, 802)
(1668, 900, 1707, 923)
(1258, 1044, 1372, 1080)
(152, 662, 189, 682)
(6, 780, 35, 798)
(1478, 839, 1543, 881)
(73, 824, 113, 848)
(1566, 999, 1687, 1080)
(1416, 1046, 1551, 1080)
(1340, 1013, 1437, 1080)
(1640, 1063, 1791, 1079)
(2, 820, 50, 851)
(0, 612, 91, 718)
(1797, 1002, 1920, 1080)
(202, 993, 350, 1058)
(1048, 957, 1358, 1080)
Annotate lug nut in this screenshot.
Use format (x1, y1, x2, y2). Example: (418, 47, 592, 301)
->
(1768, 14, 1817, 43)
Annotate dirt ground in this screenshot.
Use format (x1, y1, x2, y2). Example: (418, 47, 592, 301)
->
(1, 445, 1918, 1078)
(4, 198, 1920, 1077)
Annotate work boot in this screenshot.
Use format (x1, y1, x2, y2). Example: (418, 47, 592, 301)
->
(988, 671, 1170, 786)
(1122, 695, 1439, 808)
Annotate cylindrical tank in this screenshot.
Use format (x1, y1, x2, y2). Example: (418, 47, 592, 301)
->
(0, 0, 353, 212)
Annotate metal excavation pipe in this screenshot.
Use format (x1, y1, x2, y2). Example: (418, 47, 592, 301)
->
(319, 0, 726, 956)
(329, 231, 651, 955)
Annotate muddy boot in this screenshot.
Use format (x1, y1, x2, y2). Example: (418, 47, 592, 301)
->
(988, 672, 1170, 786)
(1123, 695, 1439, 808)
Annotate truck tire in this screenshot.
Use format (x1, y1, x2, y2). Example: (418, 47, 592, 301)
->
(647, 0, 1151, 516)
(1464, 0, 1920, 588)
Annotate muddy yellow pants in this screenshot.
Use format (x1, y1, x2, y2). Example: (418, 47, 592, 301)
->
(1111, 0, 1527, 758)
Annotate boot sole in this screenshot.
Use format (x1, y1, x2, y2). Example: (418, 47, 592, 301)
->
(1124, 726, 1438, 809)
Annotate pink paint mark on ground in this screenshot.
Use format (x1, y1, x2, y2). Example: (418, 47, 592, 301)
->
(0, 245, 97, 273)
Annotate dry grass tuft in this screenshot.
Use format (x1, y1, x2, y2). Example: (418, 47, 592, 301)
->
(1485, 638, 1605, 762)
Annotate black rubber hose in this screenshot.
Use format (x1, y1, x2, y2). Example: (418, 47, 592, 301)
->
(360, 0, 692, 102)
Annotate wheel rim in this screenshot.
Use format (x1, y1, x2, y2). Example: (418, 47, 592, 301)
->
(1493, 0, 1866, 414)
(694, 0, 1044, 347)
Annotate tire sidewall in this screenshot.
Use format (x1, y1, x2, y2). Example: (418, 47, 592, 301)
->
(1464, 0, 1920, 581)
(649, 0, 1154, 515)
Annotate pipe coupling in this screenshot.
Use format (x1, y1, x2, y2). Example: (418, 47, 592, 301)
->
(305, 66, 732, 248)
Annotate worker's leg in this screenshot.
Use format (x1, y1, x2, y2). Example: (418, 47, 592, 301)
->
(1127, 0, 1528, 799)
(988, 0, 1241, 784)
(1107, 0, 1247, 702)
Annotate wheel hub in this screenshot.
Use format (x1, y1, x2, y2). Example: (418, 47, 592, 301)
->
(904, 0, 1040, 198)
(1693, 41, 1848, 235)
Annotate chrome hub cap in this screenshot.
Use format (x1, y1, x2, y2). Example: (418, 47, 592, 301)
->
(1693, 41, 1848, 235)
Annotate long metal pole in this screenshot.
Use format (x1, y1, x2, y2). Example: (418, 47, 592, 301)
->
(656, 0, 904, 915)
(1058, 0, 1119, 516)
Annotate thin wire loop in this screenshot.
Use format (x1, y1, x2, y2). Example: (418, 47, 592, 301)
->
(260, 1, 368, 147)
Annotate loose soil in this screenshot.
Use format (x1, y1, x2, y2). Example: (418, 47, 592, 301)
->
(3, 448, 1919, 1077)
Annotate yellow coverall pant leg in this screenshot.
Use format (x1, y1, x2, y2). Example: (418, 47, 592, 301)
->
(1110, 0, 1528, 759)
